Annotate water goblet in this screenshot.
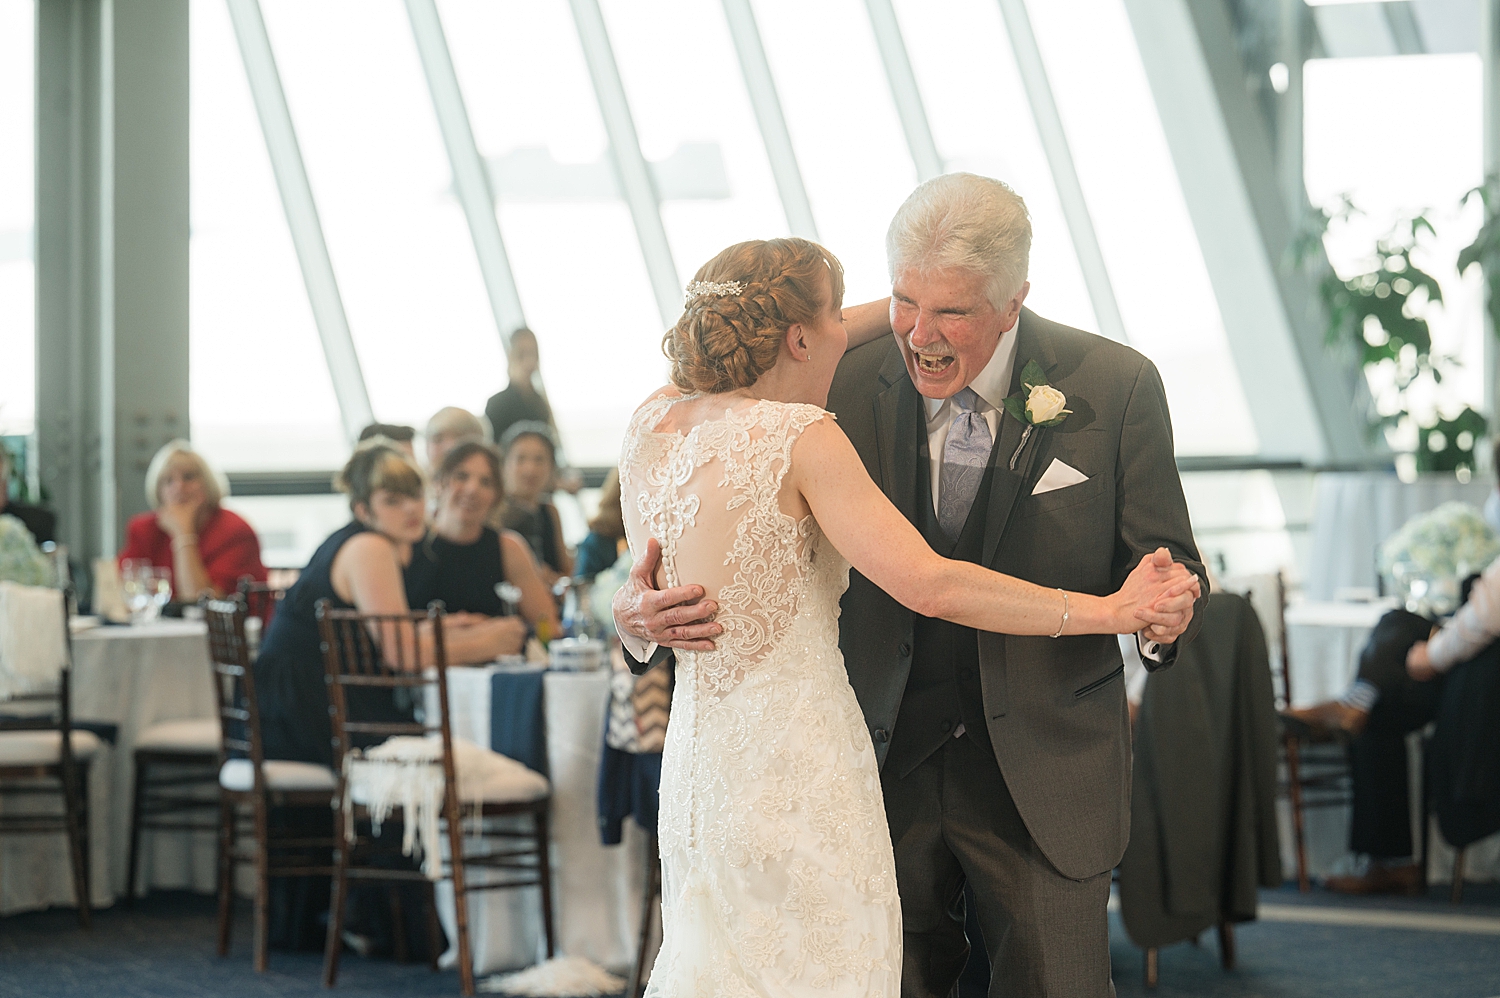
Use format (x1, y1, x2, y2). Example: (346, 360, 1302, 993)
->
(121, 560, 153, 625)
(145, 567, 173, 623)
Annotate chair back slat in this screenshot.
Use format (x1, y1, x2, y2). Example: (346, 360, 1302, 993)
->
(203, 596, 269, 785)
(314, 600, 456, 780)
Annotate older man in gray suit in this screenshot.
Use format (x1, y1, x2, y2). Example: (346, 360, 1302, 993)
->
(616, 173, 1206, 997)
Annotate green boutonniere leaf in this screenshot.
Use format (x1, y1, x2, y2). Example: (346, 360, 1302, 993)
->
(1019, 358, 1049, 391)
(1001, 395, 1029, 424)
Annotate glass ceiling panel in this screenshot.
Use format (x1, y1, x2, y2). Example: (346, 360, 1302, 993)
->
(599, 0, 788, 288)
(439, 0, 667, 466)
(262, 0, 504, 434)
(0, 0, 34, 438)
(1026, 0, 1260, 456)
(190, 0, 345, 472)
(752, 0, 918, 306)
(891, 0, 1097, 335)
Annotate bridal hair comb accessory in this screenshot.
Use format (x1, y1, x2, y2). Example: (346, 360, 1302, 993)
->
(684, 280, 745, 302)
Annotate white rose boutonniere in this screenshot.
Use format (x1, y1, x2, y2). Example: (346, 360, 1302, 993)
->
(1001, 360, 1074, 470)
(1026, 384, 1069, 424)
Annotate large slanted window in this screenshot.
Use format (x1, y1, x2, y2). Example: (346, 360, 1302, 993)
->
(753, 0, 918, 305)
(190, 0, 345, 473)
(261, 0, 504, 435)
(598, 0, 788, 289)
(0, 0, 34, 441)
(439, 0, 667, 467)
(1026, 0, 1259, 457)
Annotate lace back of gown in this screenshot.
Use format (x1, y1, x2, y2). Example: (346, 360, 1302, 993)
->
(620, 393, 900, 998)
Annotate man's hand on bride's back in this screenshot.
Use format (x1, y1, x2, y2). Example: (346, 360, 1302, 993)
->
(613, 537, 724, 652)
(1111, 547, 1200, 637)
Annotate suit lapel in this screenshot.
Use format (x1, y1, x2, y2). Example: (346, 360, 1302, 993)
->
(982, 312, 1055, 567)
(874, 347, 922, 527)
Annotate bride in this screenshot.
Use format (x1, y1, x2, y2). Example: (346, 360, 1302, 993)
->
(619, 238, 1194, 998)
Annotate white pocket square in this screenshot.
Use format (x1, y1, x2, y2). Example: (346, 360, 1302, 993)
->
(1031, 458, 1090, 496)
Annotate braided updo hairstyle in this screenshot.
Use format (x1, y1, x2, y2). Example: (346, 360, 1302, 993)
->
(664, 237, 845, 394)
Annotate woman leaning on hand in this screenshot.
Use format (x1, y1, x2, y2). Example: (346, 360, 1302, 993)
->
(118, 440, 266, 600)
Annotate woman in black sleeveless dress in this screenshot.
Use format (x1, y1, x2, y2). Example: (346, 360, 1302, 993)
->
(407, 438, 558, 635)
(256, 442, 530, 768)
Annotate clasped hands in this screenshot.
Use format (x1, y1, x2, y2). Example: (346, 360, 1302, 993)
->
(614, 538, 1201, 652)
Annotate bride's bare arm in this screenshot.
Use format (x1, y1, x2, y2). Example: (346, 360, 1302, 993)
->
(842, 297, 893, 352)
(791, 417, 1191, 635)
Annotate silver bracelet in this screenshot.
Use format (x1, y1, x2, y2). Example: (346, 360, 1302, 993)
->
(1050, 589, 1069, 639)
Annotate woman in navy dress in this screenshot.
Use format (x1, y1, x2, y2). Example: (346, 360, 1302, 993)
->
(255, 441, 526, 768)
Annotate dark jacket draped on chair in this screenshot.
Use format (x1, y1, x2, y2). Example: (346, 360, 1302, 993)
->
(1119, 592, 1282, 949)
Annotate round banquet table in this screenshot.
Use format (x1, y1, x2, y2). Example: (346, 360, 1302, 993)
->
(431, 664, 649, 975)
(2, 619, 219, 914)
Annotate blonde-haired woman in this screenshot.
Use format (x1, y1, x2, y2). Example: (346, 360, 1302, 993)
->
(616, 238, 1195, 997)
(118, 440, 266, 600)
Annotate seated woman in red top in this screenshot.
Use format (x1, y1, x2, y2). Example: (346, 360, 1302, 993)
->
(118, 440, 268, 600)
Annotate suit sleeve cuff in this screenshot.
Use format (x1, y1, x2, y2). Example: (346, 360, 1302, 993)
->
(616, 625, 657, 665)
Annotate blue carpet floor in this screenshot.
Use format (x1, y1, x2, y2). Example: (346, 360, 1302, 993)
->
(1108, 884, 1500, 998)
(1, 885, 1498, 997)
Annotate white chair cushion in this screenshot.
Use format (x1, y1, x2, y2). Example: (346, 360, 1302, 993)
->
(219, 757, 338, 793)
(350, 737, 550, 808)
(136, 718, 221, 754)
(462, 747, 550, 804)
(0, 729, 101, 766)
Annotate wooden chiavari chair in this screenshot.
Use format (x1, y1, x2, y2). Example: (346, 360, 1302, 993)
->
(317, 601, 554, 997)
(205, 593, 338, 971)
(0, 585, 93, 927)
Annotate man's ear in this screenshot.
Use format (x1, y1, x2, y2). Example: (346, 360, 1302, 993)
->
(352, 501, 372, 527)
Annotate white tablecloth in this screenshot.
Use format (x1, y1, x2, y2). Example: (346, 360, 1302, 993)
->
(1283, 599, 1399, 707)
(1294, 472, 1489, 709)
(435, 666, 647, 975)
(0, 619, 217, 915)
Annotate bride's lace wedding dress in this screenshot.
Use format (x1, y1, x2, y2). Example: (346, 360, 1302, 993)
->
(621, 393, 901, 998)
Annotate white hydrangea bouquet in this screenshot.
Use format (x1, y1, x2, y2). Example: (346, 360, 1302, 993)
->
(1379, 501, 1500, 616)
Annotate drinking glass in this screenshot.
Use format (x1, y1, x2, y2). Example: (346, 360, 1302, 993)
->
(146, 567, 173, 623)
(121, 560, 153, 625)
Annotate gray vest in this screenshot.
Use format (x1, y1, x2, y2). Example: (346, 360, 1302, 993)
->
(883, 435, 1000, 780)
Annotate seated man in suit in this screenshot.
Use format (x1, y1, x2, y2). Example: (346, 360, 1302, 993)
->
(1286, 566, 1500, 894)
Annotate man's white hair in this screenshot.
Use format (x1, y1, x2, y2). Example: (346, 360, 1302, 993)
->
(886, 173, 1032, 309)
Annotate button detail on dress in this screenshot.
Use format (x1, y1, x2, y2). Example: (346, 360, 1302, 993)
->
(873, 728, 890, 743)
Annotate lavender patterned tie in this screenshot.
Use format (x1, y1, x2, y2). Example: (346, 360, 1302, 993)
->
(938, 388, 992, 543)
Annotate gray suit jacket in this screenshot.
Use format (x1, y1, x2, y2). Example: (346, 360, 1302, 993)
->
(826, 308, 1208, 880)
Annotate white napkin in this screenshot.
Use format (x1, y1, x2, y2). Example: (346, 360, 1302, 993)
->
(1031, 458, 1090, 496)
(0, 582, 68, 702)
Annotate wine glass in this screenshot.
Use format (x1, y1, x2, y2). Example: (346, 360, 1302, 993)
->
(146, 567, 173, 623)
(121, 559, 153, 625)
